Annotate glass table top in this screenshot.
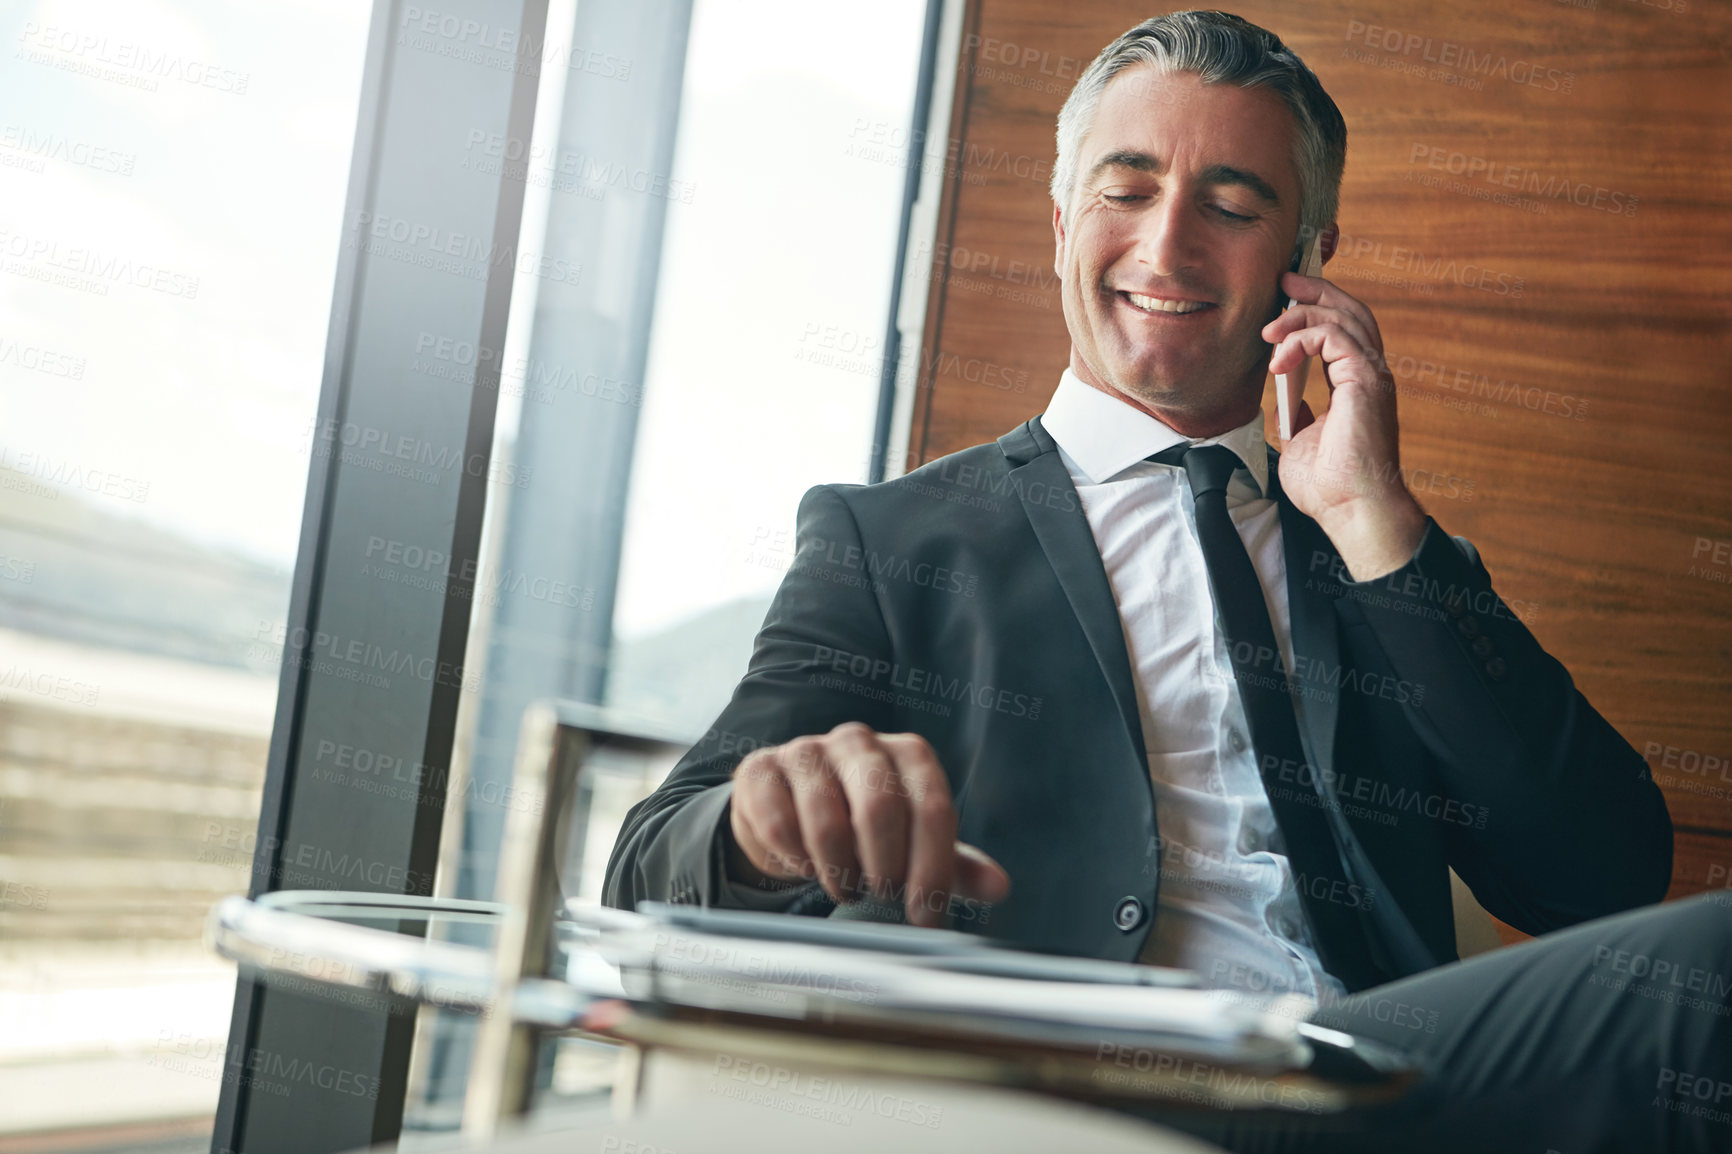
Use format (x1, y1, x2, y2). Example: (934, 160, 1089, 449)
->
(209, 889, 1423, 1116)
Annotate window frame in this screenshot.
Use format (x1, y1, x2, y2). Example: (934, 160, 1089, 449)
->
(213, 0, 551, 1148)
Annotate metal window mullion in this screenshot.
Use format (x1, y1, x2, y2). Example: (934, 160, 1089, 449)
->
(212, 2, 552, 1150)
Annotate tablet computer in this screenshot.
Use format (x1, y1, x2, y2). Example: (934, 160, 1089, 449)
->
(631, 901, 1197, 987)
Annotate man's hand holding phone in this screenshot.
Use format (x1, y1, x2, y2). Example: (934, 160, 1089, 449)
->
(725, 721, 1012, 928)
(1264, 238, 1428, 582)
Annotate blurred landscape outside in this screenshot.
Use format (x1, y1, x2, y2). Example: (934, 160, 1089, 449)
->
(0, 0, 922, 1145)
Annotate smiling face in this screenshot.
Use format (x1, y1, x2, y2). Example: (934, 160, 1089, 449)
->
(1053, 67, 1304, 436)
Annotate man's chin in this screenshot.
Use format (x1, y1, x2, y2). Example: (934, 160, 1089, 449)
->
(1085, 376, 1179, 421)
(1100, 365, 1256, 425)
(1103, 359, 1202, 407)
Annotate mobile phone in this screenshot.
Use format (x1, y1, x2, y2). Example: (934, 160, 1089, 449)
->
(1275, 229, 1326, 442)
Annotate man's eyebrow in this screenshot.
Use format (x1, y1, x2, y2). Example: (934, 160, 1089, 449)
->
(1203, 164, 1281, 206)
(1086, 149, 1163, 183)
(1086, 150, 1282, 207)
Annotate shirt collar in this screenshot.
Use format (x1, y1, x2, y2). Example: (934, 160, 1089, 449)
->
(1040, 367, 1270, 495)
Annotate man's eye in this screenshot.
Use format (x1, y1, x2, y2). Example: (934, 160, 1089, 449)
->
(1215, 206, 1254, 221)
(1103, 193, 1145, 204)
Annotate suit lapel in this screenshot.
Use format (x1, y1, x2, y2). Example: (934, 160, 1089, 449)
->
(1270, 449, 1343, 781)
(993, 425, 1421, 981)
(998, 419, 1148, 772)
(995, 427, 1342, 788)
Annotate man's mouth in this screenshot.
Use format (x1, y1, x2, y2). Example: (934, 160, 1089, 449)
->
(1120, 290, 1212, 316)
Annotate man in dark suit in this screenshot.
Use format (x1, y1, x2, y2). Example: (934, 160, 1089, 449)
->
(607, 12, 1727, 1151)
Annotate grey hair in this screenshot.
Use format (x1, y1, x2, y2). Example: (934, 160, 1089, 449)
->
(1050, 11, 1346, 263)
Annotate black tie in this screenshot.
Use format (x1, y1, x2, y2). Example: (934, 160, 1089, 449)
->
(1150, 443, 1376, 987)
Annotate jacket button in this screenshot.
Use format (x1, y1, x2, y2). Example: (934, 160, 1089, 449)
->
(1485, 657, 1508, 681)
(1471, 635, 1494, 658)
(1456, 615, 1480, 638)
(1113, 896, 1146, 932)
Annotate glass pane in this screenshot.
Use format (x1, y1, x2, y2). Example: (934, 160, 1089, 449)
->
(449, 0, 928, 909)
(404, 0, 929, 1129)
(0, 0, 369, 1145)
(606, 0, 931, 732)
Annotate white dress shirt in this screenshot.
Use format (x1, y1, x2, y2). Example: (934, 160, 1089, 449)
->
(1041, 368, 1348, 1002)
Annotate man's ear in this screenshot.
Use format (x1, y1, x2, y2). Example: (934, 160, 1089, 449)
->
(1052, 200, 1066, 279)
(1318, 221, 1340, 267)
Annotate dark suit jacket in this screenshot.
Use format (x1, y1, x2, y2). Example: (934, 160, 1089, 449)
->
(603, 416, 1673, 991)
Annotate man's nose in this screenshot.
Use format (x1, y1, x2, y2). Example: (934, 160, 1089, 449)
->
(1131, 195, 1202, 276)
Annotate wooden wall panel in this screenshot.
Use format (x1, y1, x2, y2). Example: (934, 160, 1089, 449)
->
(907, 0, 1732, 899)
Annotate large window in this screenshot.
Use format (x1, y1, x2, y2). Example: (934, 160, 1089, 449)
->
(432, 0, 930, 907)
(0, 0, 369, 1145)
(611, 0, 931, 725)
(401, 0, 932, 1126)
(2, 0, 936, 1146)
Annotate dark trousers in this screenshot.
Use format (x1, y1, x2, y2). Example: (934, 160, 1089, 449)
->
(1149, 893, 1732, 1153)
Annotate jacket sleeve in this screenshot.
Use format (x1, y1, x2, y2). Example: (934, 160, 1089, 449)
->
(1335, 517, 1673, 933)
(602, 483, 896, 913)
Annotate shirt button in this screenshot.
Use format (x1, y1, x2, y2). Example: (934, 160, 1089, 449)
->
(1113, 896, 1146, 932)
(1276, 915, 1300, 939)
(1236, 827, 1261, 855)
(1228, 729, 1247, 754)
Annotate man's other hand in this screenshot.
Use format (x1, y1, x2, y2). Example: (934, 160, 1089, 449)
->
(726, 721, 1011, 928)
